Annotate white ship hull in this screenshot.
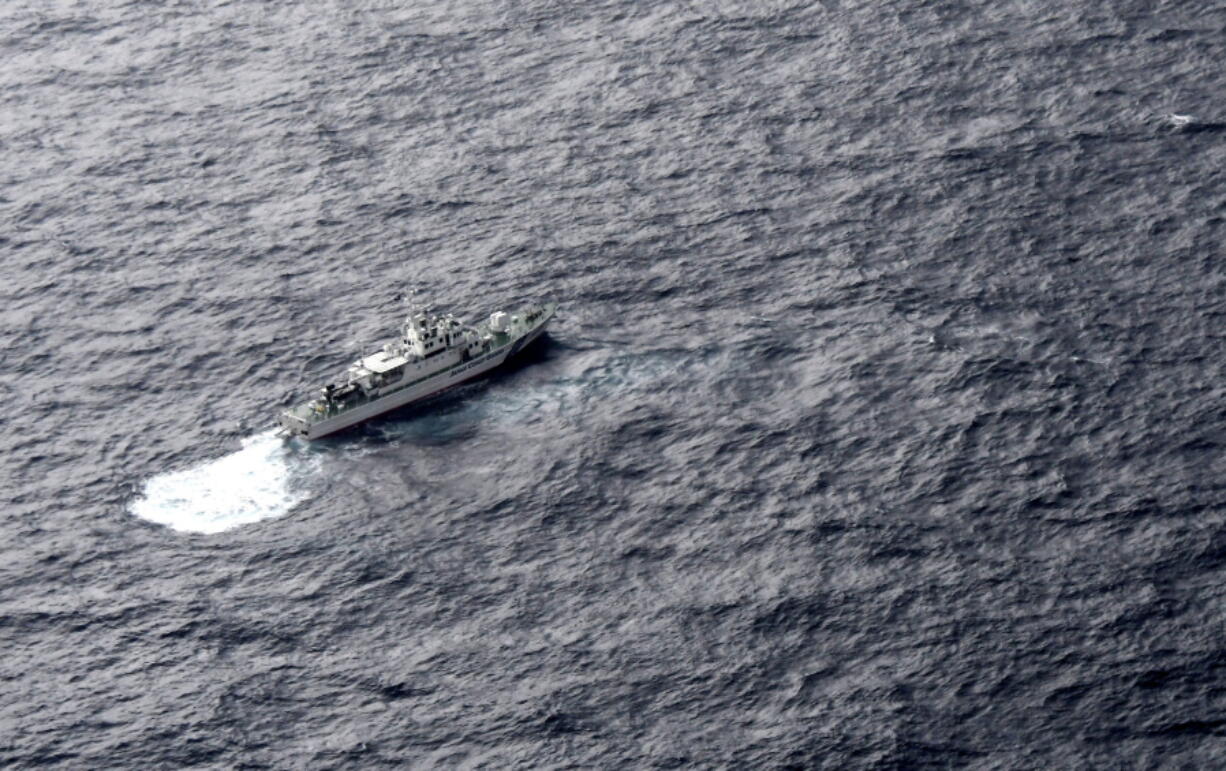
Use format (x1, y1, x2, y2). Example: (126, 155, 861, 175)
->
(279, 304, 553, 440)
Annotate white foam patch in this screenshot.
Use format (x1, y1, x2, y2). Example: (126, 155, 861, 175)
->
(130, 431, 318, 534)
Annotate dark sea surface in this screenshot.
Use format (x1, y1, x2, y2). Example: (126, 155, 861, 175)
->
(3, 0, 1226, 766)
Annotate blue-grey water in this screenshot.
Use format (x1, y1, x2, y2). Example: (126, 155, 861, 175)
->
(3, 0, 1225, 766)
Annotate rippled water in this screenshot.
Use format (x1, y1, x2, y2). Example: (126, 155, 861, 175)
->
(4, 0, 1226, 766)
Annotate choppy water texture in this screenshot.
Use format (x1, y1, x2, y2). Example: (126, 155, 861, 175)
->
(3, 0, 1226, 766)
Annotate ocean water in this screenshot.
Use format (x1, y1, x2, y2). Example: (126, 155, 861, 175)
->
(3, 0, 1226, 766)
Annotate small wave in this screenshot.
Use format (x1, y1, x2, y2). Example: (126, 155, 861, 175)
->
(1158, 113, 1193, 130)
(129, 431, 318, 534)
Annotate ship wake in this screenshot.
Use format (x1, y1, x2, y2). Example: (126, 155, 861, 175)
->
(129, 431, 319, 534)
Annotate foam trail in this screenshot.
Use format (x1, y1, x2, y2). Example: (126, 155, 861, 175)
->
(130, 430, 316, 533)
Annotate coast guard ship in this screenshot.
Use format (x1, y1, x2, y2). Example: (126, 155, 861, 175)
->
(278, 299, 556, 439)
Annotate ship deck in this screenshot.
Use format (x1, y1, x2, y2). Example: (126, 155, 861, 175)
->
(285, 329, 516, 425)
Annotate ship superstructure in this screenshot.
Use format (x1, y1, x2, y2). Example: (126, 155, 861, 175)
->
(278, 299, 555, 439)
